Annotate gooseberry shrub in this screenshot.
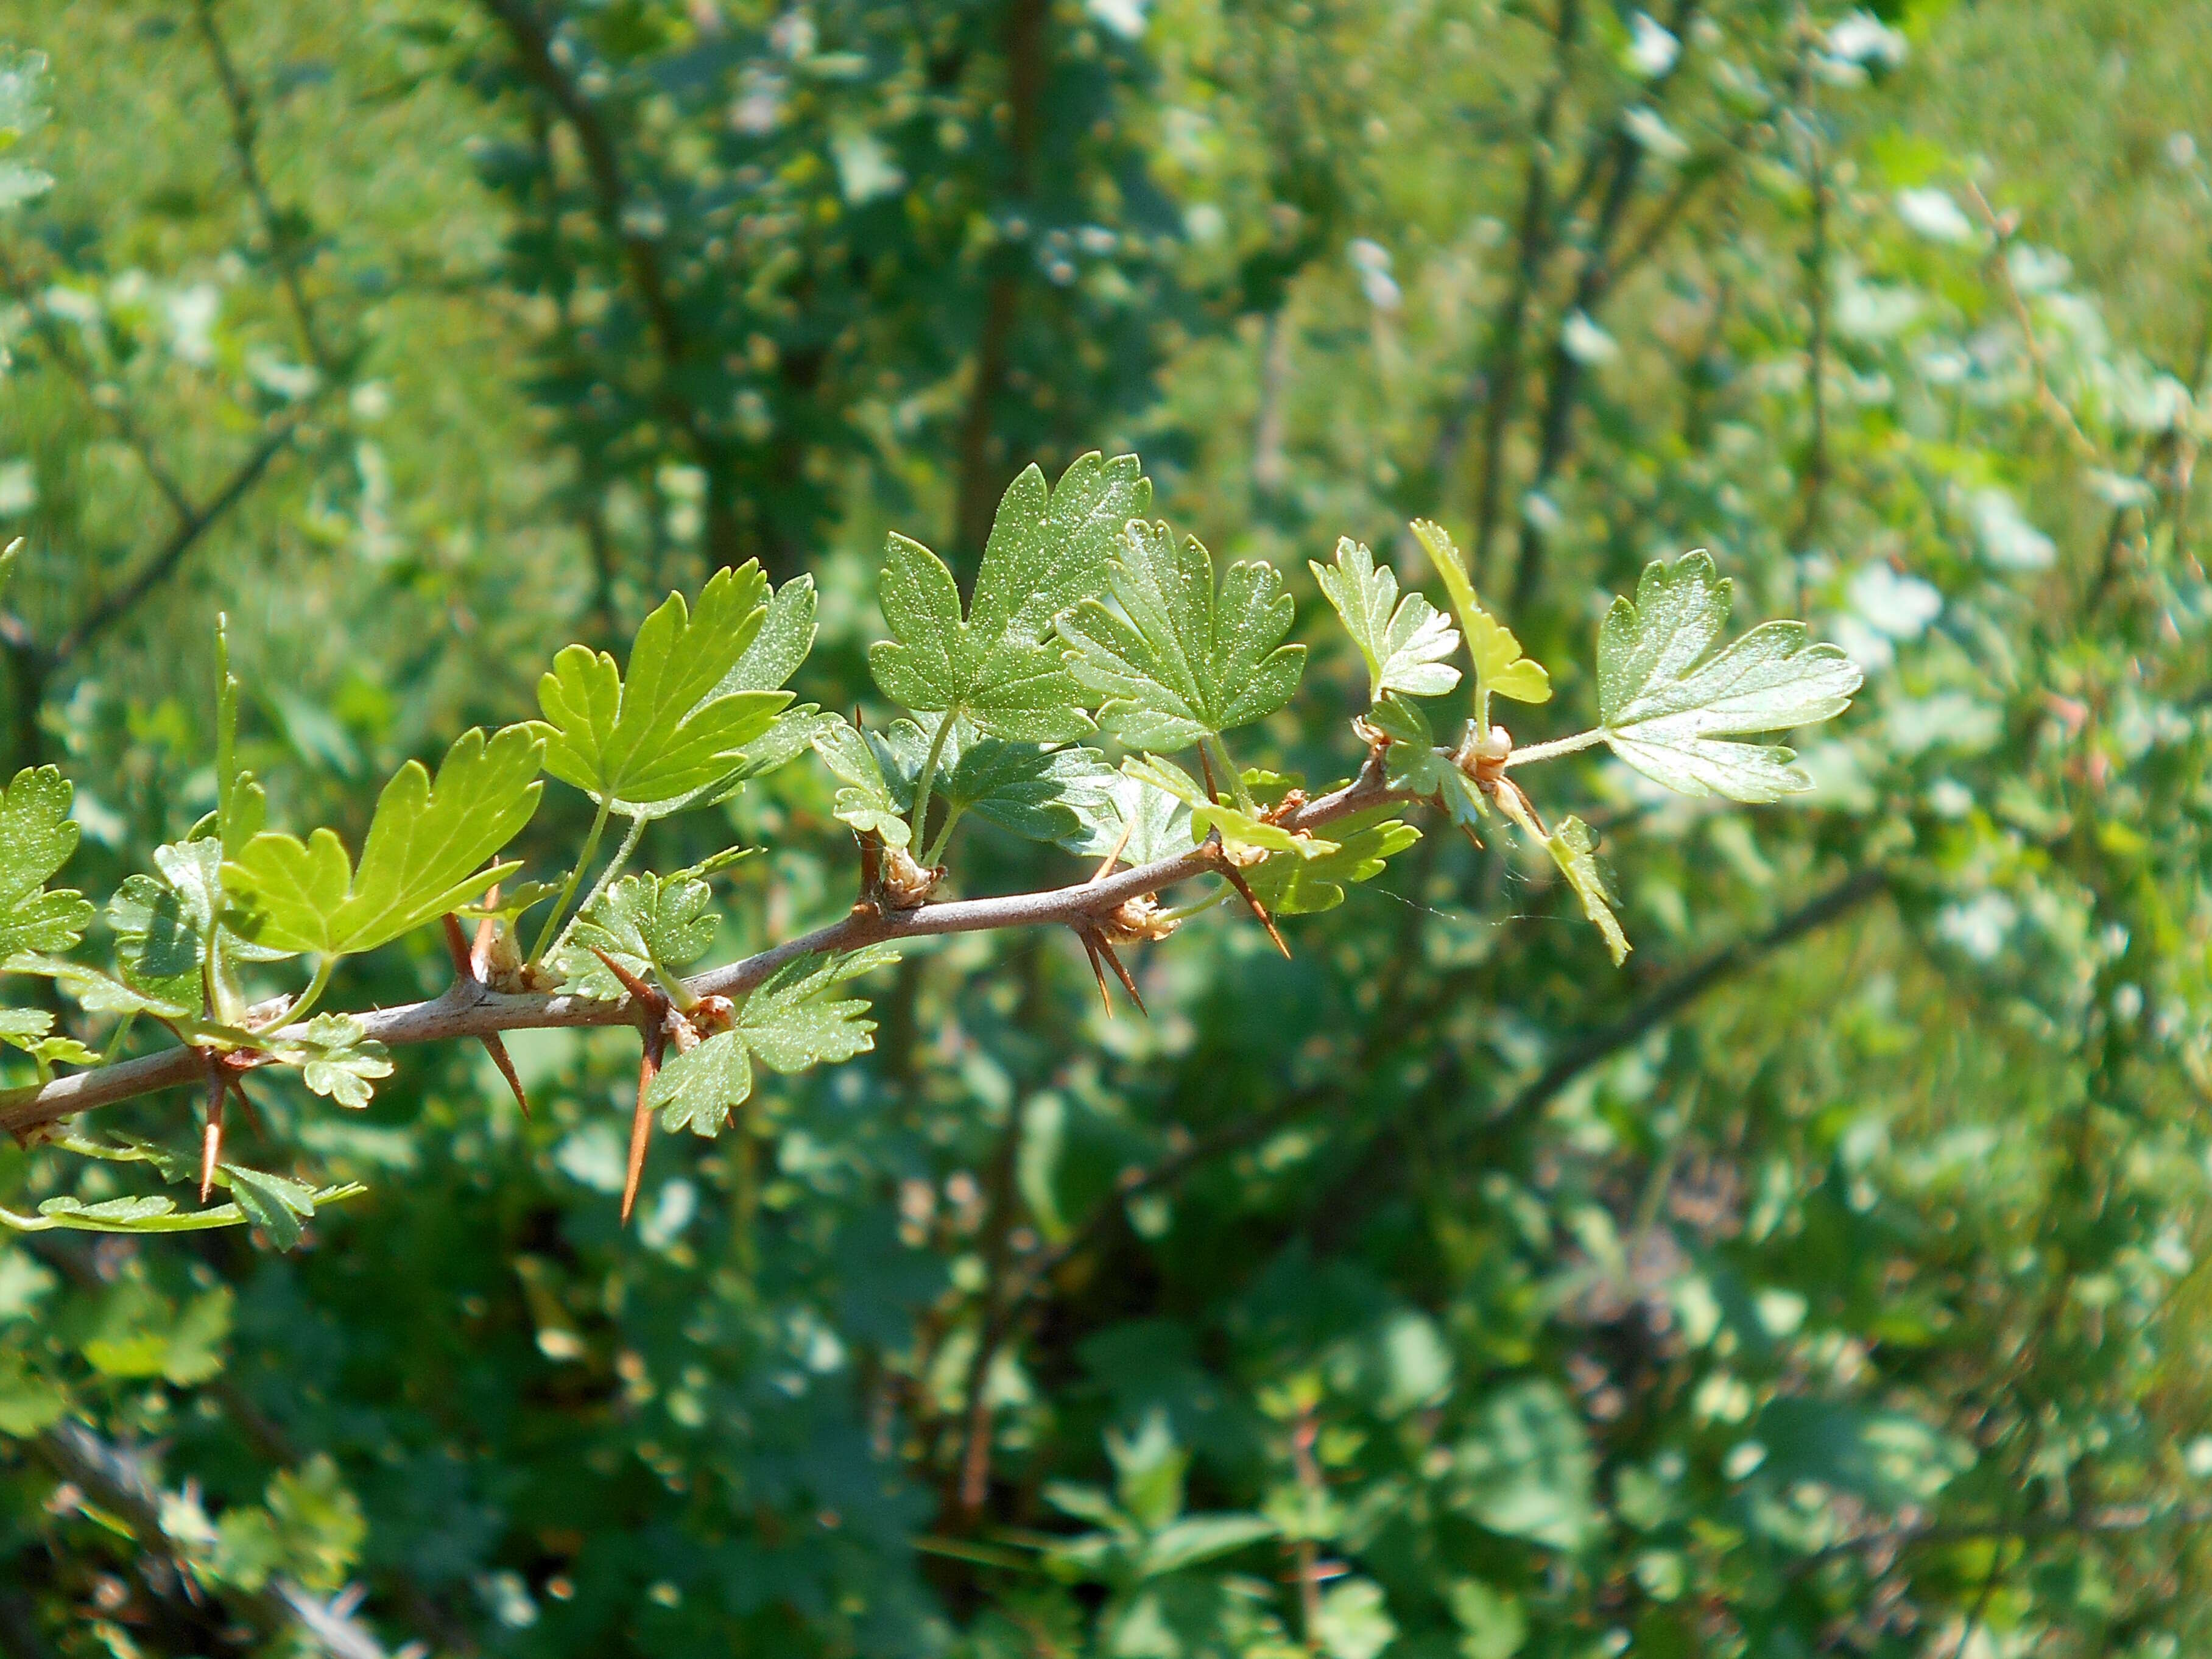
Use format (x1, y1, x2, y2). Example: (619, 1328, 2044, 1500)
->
(0, 453, 1859, 1239)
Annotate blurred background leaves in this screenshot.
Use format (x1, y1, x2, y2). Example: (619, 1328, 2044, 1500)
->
(3, 0, 2212, 1655)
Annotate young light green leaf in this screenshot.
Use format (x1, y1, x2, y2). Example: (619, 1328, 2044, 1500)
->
(1545, 815, 1630, 965)
(710, 705, 842, 803)
(223, 1167, 323, 1251)
(1245, 809, 1421, 916)
(868, 717, 1116, 847)
(12, 953, 198, 1022)
(1120, 755, 1336, 860)
(110, 839, 289, 1022)
(586, 873, 717, 970)
(643, 945, 903, 1137)
(453, 879, 565, 925)
(716, 572, 817, 696)
(0, 766, 93, 959)
(811, 719, 912, 847)
(278, 1014, 395, 1110)
(2, 1182, 365, 1238)
(224, 725, 545, 957)
(537, 563, 792, 815)
(1062, 522, 1306, 751)
(648, 1030, 751, 1138)
(1597, 549, 1863, 802)
(1062, 772, 1193, 865)
(0, 1010, 99, 1069)
(1369, 697, 1490, 835)
(1311, 537, 1462, 702)
(868, 453, 1150, 742)
(741, 943, 903, 1074)
(700, 576, 829, 801)
(1409, 520, 1551, 731)
(560, 872, 718, 997)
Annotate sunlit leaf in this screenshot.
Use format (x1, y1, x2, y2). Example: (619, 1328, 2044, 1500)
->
(537, 563, 791, 815)
(1311, 536, 1460, 701)
(0, 766, 93, 959)
(1409, 520, 1550, 730)
(1062, 521, 1306, 750)
(1245, 808, 1420, 915)
(223, 725, 544, 956)
(1597, 549, 1863, 801)
(868, 453, 1149, 741)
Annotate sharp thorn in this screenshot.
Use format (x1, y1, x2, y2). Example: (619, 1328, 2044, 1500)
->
(1090, 813, 1138, 883)
(1221, 864, 1293, 959)
(199, 1071, 225, 1202)
(1079, 932, 1115, 1018)
(440, 914, 473, 978)
(589, 945, 664, 1011)
(480, 1032, 530, 1119)
(471, 884, 500, 977)
(1095, 936, 1147, 1016)
(621, 1029, 664, 1225)
(228, 1075, 267, 1139)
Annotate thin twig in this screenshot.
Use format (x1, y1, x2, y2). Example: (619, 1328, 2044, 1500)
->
(1962, 179, 2103, 467)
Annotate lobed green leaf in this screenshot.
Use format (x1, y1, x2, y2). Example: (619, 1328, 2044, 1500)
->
(1597, 549, 1863, 802)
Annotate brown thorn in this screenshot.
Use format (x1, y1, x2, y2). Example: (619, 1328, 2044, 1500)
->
(440, 913, 473, 978)
(856, 831, 882, 905)
(226, 1074, 267, 1141)
(1093, 935, 1147, 1016)
(1078, 931, 1115, 1018)
(1219, 862, 1293, 959)
(471, 882, 501, 979)
(199, 1067, 225, 1202)
(479, 1032, 531, 1119)
(1090, 813, 1138, 883)
(588, 945, 666, 1014)
(621, 1025, 666, 1226)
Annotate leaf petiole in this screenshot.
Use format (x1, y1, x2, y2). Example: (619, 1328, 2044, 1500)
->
(1502, 727, 1607, 767)
(552, 809, 649, 960)
(1155, 886, 1235, 925)
(907, 711, 957, 858)
(531, 792, 613, 965)
(920, 803, 966, 868)
(259, 953, 334, 1036)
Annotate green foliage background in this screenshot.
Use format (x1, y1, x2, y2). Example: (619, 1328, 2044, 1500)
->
(3, 1, 2212, 1655)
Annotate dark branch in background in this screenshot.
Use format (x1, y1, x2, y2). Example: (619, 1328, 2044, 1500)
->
(195, 0, 337, 379)
(0, 259, 326, 766)
(38, 1421, 403, 1659)
(1791, 55, 1833, 560)
(1495, 862, 1891, 1128)
(950, 0, 1050, 568)
(479, 0, 751, 572)
(0, 21, 346, 768)
(1510, 0, 1700, 616)
(1467, 0, 1582, 586)
(0, 764, 1401, 1139)
(46, 420, 302, 667)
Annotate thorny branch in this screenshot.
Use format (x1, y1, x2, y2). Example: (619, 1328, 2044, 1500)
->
(0, 764, 1406, 1141)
